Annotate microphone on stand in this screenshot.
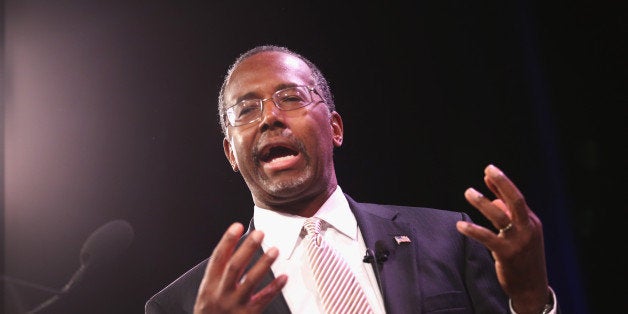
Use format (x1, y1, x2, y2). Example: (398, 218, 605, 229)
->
(2, 219, 135, 313)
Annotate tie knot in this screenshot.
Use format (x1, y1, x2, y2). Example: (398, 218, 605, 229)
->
(304, 217, 322, 236)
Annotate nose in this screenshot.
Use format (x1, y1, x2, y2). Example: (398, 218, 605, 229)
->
(259, 98, 285, 131)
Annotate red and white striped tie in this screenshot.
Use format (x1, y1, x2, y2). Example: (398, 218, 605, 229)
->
(303, 217, 375, 314)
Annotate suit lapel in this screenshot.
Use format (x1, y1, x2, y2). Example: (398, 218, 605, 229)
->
(242, 219, 291, 314)
(346, 194, 423, 314)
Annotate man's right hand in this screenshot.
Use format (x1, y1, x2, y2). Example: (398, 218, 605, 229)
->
(193, 222, 288, 314)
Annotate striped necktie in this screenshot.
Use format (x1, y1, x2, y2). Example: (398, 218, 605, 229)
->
(303, 217, 375, 314)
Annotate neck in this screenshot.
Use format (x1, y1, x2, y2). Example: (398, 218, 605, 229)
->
(254, 183, 337, 217)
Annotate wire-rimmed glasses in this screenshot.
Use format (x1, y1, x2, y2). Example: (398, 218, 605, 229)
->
(224, 85, 321, 127)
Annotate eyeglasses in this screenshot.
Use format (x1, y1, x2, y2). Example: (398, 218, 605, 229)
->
(225, 85, 321, 127)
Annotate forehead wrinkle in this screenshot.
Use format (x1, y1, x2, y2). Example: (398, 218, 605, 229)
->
(233, 83, 305, 104)
(225, 52, 314, 104)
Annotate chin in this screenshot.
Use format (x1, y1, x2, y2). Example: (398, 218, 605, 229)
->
(260, 170, 311, 197)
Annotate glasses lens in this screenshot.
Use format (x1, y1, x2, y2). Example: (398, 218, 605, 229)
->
(227, 100, 261, 126)
(274, 86, 312, 110)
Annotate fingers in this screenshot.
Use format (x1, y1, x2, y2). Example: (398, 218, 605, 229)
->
(464, 187, 511, 231)
(196, 222, 247, 313)
(456, 221, 502, 252)
(492, 199, 512, 220)
(463, 164, 531, 239)
(231, 238, 277, 297)
(236, 247, 287, 312)
(202, 222, 245, 287)
(221, 229, 265, 293)
(483, 164, 530, 225)
(196, 222, 286, 313)
(250, 273, 288, 307)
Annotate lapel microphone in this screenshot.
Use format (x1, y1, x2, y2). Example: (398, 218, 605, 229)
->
(363, 240, 390, 264)
(363, 240, 390, 306)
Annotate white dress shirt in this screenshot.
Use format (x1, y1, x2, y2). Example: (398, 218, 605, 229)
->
(253, 185, 386, 314)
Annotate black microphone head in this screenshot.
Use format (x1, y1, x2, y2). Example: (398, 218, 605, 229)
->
(374, 240, 390, 262)
(80, 219, 134, 267)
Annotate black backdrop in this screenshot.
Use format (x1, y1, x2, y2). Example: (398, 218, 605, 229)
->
(2, 1, 625, 313)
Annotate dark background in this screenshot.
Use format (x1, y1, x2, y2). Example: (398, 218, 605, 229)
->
(2, 1, 625, 313)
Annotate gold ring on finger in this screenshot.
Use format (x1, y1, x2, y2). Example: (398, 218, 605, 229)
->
(498, 222, 513, 234)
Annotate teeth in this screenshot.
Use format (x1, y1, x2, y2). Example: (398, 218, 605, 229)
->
(269, 155, 294, 163)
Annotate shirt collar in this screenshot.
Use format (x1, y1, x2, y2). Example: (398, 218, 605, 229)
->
(253, 185, 357, 260)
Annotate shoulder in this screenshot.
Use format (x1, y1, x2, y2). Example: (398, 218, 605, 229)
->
(344, 193, 470, 223)
(145, 259, 208, 314)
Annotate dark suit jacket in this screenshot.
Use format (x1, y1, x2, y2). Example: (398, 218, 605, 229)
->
(145, 194, 509, 313)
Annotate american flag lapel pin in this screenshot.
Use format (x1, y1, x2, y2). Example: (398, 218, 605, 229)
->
(394, 235, 411, 245)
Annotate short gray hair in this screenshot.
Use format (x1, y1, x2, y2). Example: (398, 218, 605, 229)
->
(217, 45, 335, 136)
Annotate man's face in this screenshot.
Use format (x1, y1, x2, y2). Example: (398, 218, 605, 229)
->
(222, 51, 343, 211)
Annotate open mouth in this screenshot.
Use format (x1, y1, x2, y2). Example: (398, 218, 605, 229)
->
(259, 145, 299, 163)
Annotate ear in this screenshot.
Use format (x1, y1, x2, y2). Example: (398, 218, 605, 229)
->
(330, 111, 344, 147)
(223, 136, 239, 172)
